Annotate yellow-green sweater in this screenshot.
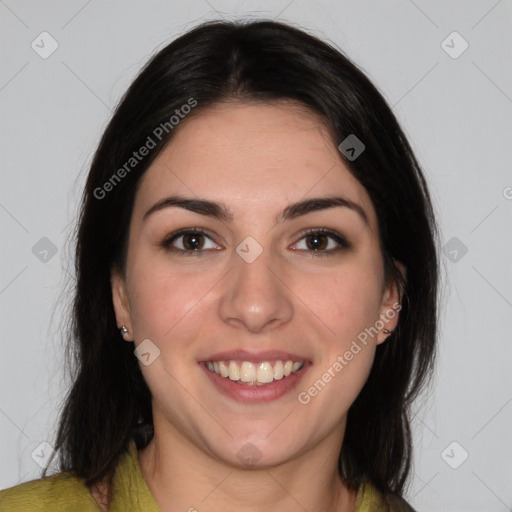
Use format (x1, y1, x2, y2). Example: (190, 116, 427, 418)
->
(0, 440, 415, 511)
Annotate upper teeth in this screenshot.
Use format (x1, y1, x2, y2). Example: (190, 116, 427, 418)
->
(205, 360, 304, 385)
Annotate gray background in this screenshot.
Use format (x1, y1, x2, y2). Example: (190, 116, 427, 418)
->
(1, 1, 511, 511)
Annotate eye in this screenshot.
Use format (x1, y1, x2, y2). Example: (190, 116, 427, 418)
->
(160, 227, 350, 257)
(291, 228, 350, 256)
(161, 228, 221, 255)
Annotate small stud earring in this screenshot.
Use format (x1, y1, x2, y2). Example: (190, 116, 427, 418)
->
(383, 329, 392, 335)
(120, 325, 131, 341)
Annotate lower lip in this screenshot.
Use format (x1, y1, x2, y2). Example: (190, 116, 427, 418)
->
(200, 363, 310, 403)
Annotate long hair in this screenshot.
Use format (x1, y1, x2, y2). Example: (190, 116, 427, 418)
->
(45, 19, 438, 504)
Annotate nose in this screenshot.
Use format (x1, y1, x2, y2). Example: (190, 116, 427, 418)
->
(217, 243, 294, 333)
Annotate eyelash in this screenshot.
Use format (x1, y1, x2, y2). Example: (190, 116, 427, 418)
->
(160, 227, 351, 258)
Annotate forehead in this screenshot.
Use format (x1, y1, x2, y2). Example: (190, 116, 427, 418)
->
(134, 101, 377, 228)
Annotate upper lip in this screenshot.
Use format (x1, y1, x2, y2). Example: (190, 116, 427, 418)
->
(200, 349, 310, 364)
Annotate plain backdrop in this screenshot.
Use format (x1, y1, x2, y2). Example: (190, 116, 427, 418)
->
(1, 1, 511, 511)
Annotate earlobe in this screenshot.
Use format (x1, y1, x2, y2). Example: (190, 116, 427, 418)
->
(378, 260, 406, 345)
(110, 268, 133, 340)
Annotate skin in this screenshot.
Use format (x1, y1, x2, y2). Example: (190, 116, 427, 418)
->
(110, 101, 403, 512)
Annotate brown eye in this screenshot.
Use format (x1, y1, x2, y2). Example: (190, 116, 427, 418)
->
(161, 228, 221, 255)
(305, 234, 328, 251)
(291, 228, 351, 256)
(182, 233, 205, 250)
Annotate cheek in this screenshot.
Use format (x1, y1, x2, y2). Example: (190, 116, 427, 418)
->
(295, 254, 384, 340)
(296, 262, 381, 419)
(126, 256, 211, 344)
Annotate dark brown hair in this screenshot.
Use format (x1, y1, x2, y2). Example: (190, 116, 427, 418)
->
(45, 18, 438, 505)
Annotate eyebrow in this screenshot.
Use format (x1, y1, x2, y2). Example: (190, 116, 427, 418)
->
(143, 195, 368, 225)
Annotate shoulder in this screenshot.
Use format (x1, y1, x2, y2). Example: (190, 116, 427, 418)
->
(356, 481, 417, 512)
(0, 471, 101, 511)
(383, 492, 417, 512)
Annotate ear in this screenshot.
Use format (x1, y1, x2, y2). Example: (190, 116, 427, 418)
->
(110, 267, 133, 341)
(376, 260, 406, 345)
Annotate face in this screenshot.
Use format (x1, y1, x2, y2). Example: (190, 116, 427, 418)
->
(111, 101, 402, 469)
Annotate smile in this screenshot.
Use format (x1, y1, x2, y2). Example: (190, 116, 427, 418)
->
(205, 360, 305, 385)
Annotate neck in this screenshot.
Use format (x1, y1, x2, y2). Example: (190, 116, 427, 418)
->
(138, 420, 357, 512)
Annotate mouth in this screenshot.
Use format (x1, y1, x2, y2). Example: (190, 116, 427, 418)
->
(199, 351, 311, 403)
(205, 359, 305, 385)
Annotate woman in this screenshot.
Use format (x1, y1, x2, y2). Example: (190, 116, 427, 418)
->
(0, 19, 438, 511)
